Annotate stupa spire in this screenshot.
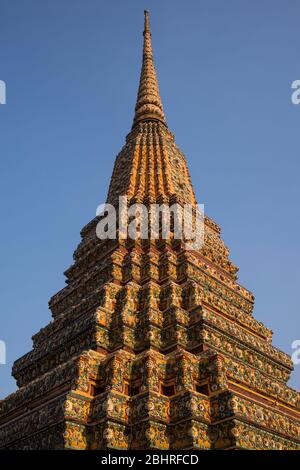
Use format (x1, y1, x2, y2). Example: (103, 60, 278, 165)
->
(132, 10, 167, 127)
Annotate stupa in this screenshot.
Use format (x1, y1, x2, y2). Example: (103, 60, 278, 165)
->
(0, 11, 299, 450)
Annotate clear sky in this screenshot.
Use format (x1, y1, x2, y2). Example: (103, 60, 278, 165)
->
(0, 0, 299, 397)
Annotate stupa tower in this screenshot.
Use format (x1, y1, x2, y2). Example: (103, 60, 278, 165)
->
(0, 11, 300, 450)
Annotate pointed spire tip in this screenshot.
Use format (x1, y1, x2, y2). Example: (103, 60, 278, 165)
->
(144, 10, 150, 33)
(132, 9, 167, 128)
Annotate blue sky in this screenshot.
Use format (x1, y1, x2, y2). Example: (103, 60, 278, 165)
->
(0, 0, 299, 397)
